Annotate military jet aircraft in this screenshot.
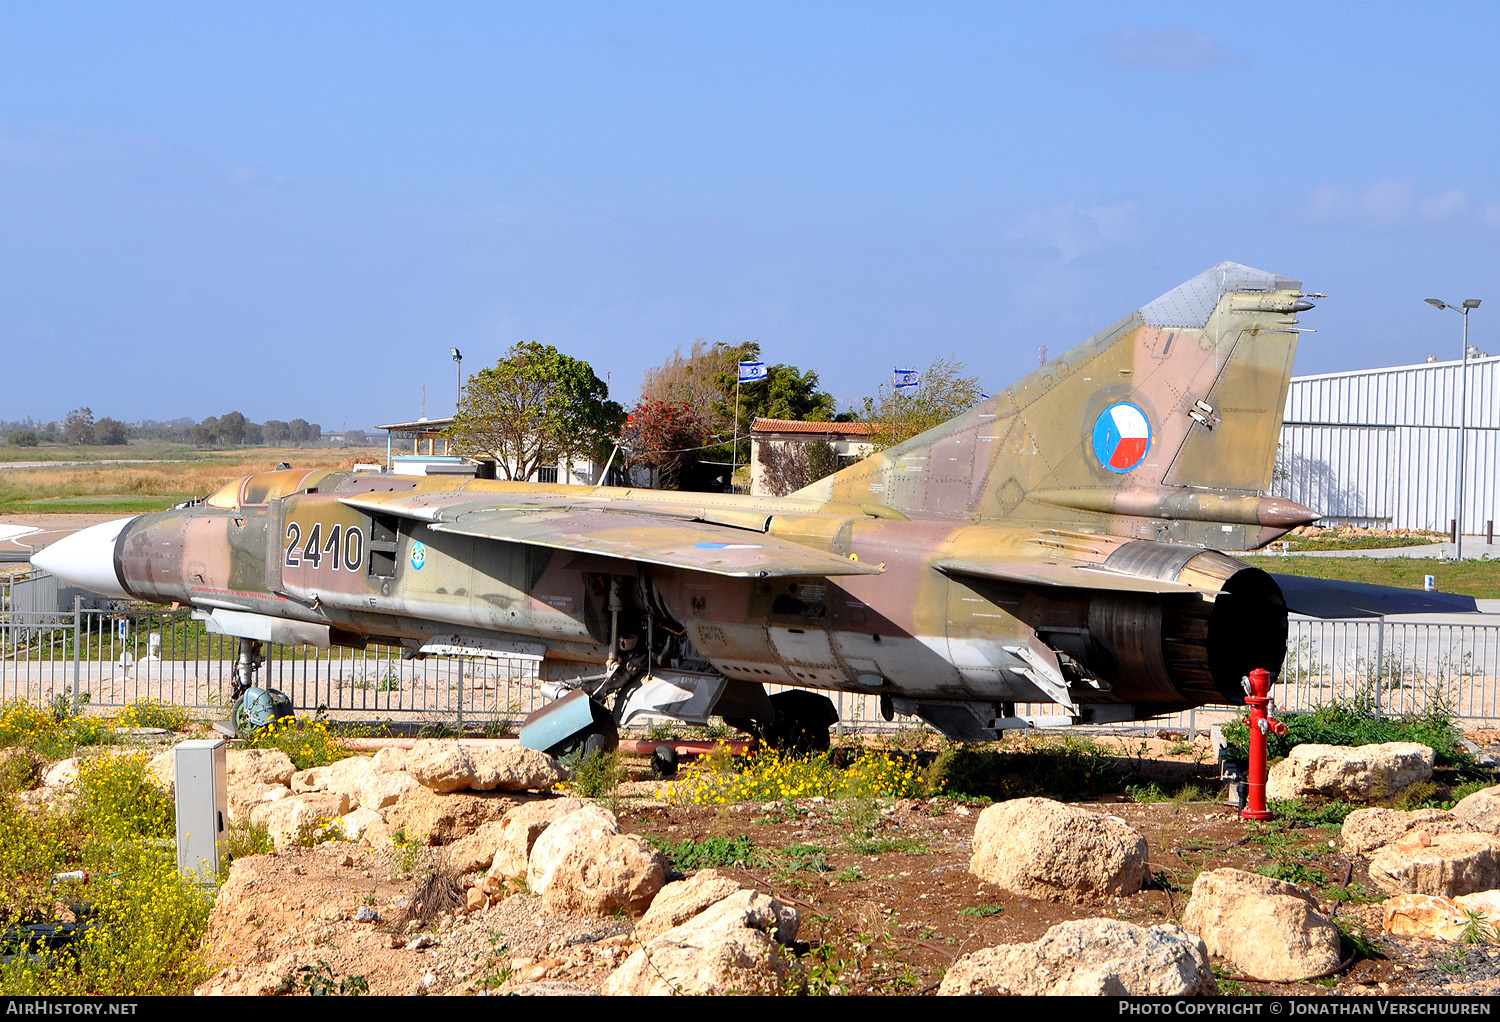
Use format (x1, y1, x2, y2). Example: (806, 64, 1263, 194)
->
(32, 262, 1475, 751)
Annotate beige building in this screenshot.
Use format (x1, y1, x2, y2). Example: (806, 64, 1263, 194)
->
(749, 418, 873, 496)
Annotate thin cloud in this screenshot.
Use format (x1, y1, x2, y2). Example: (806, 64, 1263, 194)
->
(1098, 26, 1246, 71)
(1302, 179, 1500, 230)
(1009, 200, 1141, 263)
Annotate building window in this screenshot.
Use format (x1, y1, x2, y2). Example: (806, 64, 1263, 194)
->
(537, 466, 558, 483)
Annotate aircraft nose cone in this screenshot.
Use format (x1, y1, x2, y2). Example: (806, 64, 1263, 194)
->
(29, 517, 139, 599)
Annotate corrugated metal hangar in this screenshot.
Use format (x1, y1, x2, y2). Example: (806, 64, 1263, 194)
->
(1277, 355, 1500, 533)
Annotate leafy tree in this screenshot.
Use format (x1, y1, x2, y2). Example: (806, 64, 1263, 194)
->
(9, 430, 40, 448)
(446, 341, 624, 481)
(216, 411, 250, 446)
(639, 341, 839, 465)
(620, 400, 710, 490)
(286, 419, 319, 444)
(857, 356, 984, 451)
(63, 407, 95, 446)
(94, 417, 128, 445)
(262, 419, 291, 445)
(344, 429, 368, 446)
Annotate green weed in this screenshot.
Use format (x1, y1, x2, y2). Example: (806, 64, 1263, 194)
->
(646, 834, 762, 872)
(562, 748, 626, 800)
(292, 960, 369, 996)
(958, 903, 1004, 918)
(1126, 781, 1213, 804)
(774, 843, 832, 875)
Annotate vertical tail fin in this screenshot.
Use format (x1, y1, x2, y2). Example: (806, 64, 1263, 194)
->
(807, 262, 1319, 549)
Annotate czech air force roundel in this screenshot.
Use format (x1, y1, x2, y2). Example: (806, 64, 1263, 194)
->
(1092, 402, 1151, 473)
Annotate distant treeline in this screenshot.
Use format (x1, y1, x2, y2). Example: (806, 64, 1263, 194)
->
(1, 408, 353, 448)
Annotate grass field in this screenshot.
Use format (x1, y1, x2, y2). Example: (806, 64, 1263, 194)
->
(1243, 554, 1500, 599)
(0, 445, 385, 514)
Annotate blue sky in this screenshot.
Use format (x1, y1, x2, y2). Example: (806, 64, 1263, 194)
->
(3, 2, 1497, 430)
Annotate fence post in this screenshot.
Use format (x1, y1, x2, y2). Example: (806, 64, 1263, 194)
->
(456, 661, 465, 734)
(71, 593, 82, 711)
(1373, 619, 1385, 718)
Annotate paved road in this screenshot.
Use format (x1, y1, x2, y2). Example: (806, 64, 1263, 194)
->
(0, 513, 127, 564)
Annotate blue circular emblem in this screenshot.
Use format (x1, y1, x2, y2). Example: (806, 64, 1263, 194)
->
(410, 541, 427, 570)
(1091, 402, 1152, 473)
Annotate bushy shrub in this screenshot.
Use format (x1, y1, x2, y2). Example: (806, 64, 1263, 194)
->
(1221, 701, 1471, 768)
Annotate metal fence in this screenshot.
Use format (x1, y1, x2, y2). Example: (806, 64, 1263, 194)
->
(3, 598, 1500, 732)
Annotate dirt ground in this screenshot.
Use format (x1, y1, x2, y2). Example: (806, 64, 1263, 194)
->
(197, 732, 1500, 998)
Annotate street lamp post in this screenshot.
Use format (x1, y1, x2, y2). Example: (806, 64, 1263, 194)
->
(1425, 298, 1482, 561)
(450, 347, 463, 412)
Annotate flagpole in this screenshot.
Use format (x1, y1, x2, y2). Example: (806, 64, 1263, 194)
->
(731, 375, 741, 492)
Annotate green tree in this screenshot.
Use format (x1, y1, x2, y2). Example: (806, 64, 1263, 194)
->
(9, 430, 40, 448)
(858, 356, 984, 452)
(261, 419, 291, 445)
(94, 417, 129, 445)
(639, 341, 838, 465)
(446, 341, 624, 481)
(63, 407, 95, 446)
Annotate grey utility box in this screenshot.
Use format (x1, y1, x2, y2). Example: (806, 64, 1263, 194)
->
(174, 738, 228, 884)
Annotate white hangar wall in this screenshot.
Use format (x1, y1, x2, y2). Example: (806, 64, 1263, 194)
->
(1277, 357, 1500, 534)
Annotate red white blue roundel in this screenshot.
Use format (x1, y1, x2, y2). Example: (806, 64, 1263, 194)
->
(1092, 402, 1151, 473)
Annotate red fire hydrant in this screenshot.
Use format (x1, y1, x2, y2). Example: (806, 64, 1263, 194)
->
(1241, 667, 1287, 821)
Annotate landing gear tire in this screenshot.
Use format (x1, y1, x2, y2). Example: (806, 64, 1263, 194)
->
(554, 712, 619, 761)
(758, 691, 839, 754)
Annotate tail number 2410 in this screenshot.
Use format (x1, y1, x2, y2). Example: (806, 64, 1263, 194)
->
(285, 522, 364, 572)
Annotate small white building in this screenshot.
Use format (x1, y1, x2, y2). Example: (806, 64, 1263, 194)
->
(750, 418, 874, 497)
(1278, 355, 1500, 533)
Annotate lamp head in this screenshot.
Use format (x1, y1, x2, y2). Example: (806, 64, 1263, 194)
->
(1426, 299, 1448, 310)
(451, 347, 462, 361)
(1463, 299, 1482, 310)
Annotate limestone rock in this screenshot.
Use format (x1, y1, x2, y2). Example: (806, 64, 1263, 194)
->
(1341, 808, 1471, 854)
(406, 740, 476, 792)
(603, 889, 795, 996)
(147, 747, 176, 789)
(338, 806, 385, 843)
(1384, 891, 1500, 942)
(227, 748, 296, 788)
(1181, 868, 1342, 982)
(1452, 786, 1500, 836)
(541, 833, 668, 916)
(1369, 833, 1500, 897)
(937, 919, 1216, 996)
(249, 793, 350, 851)
(968, 797, 1149, 901)
(380, 787, 515, 847)
(357, 771, 420, 810)
(444, 820, 511, 874)
(471, 746, 567, 792)
(371, 746, 409, 773)
(486, 797, 585, 879)
(527, 805, 620, 895)
(42, 757, 79, 788)
(406, 740, 564, 794)
(291, 755, 378, 806)
(1266, 742, 1435, 801)
(635, 870, 756, 944)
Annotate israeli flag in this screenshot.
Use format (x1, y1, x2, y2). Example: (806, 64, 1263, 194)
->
(893, 368, 920, 389)
(738, 360, 768, 384)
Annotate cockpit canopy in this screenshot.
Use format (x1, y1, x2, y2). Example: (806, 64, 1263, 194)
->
(204, 469, 336, 510)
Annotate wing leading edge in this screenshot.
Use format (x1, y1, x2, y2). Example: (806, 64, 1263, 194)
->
(339, 495, 881, 578)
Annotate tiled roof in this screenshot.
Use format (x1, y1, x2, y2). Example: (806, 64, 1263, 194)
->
(751, 418, 872, 437)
